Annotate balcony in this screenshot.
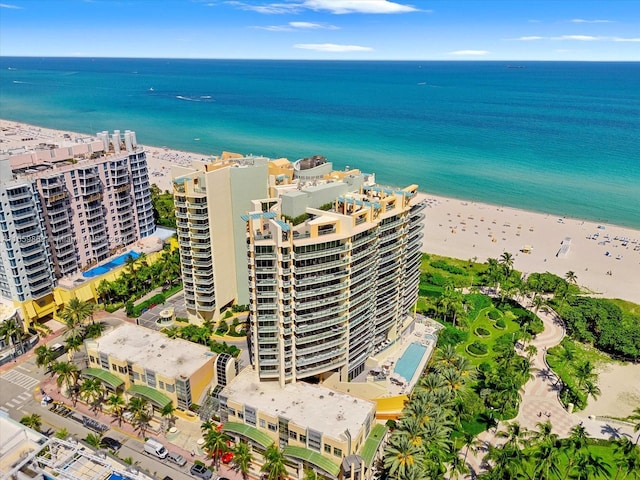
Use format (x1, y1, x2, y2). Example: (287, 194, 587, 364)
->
(294, 257, 349, 274)
(294, 243, 349, 260)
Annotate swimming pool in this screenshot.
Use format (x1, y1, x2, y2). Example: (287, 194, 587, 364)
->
(82, 251, 140, 278)
(394, 342, 428, 382)
(107, 474, 127, 480)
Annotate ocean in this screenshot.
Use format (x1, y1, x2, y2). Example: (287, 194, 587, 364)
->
(1, 58, 639, 229)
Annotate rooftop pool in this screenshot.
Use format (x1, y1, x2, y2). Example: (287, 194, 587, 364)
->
(82, 251, 140, 278)
(394, 342, 428, 383)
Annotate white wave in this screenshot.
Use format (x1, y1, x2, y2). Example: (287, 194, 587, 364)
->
(176, 95, 201, 102)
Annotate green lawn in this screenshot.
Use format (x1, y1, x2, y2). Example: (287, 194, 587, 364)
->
(455, 306, 520, 366)
(547, 337, 612, 410)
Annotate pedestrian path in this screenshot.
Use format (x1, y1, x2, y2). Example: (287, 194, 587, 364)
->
(1, 369, 41, 389)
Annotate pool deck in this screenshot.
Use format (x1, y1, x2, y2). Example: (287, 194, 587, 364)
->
(365, 317, 442, 397)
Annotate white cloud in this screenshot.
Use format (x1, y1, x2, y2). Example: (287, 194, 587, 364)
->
(294, 43, 373, 52)
(301, 0, 418, 14)
(254, 21, 338, 31)
(553, 35, 600, 41)
(448, 50, 490, 56)
(289, 21, 339, 29)
(226, 1, 301, 14)
(226, 0, 419, 14)
(612, 37, 640, 42)
(516, 36, 544, 41)
(0, 3, 22, 8)
(571, 18, 613, 23)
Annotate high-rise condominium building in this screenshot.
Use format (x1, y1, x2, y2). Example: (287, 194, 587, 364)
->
(245, 181, 425, 386)
(172, 154, 269, 322)
(0, 129, 154, 303)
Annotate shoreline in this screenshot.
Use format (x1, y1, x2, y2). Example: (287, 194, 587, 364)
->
(2, 118, 639, 304)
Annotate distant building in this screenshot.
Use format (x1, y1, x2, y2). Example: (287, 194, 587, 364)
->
(219, 367, 388, 480)
(0, 129, 155, 320)
(0, 301, 37, 366)
(0, 412, 154, 480)
(84, 323, 235, 411)
(172, 153, 270, 322)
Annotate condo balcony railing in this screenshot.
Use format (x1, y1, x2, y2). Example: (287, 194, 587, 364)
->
(293, 243, 349, 260)
(28, 270, 52, 284)
(192, 250, 212, 259)
(296, 313, 347, 333)
(296, 348, 346, 367)
(22, 254, 45, 267)
(294, 257, 349, 274)
(296, 336, 346, 356)
(187, 213, 208, 221)
(295, 269, 349, 286)
(294, 282, 347, 299)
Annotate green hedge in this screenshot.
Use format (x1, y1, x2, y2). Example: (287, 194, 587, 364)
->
(127, 285, 183, 318)
(467, 340, 488, 356)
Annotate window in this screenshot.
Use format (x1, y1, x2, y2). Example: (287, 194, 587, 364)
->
(159, 381, 165, 389)
(111, 363, 117, 371)
(267, 423, 277, 432)
(299, 435, 306, 444)
(289, 431, 297, 440)
(89, 356, 95, 363)
(333, 447, 342, 457)
(165, 384, 175, 393)
(259, 419, 265, 428)
(324, 444, 331, 453)
(133, 372, 140, 380)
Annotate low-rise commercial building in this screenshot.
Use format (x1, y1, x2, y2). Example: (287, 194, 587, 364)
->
(84, 324, 234, 411)
(219, 367, 387, 480)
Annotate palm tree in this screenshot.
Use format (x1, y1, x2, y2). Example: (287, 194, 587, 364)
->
(581, 380, 602, 403)
(261, 443, 288, 480)
(448, 453, 469, 480)
(160, 403, 176, 431)
(499, 251, 514, 278)
(232, 441, 253, 480)
(19, 414, 42, 432)
(128, 396, 151, 436)
(60, 297, 95, 335)
(627, 407, 640, 444)
(574, 360, 597, 388)
(302, 468, 318, 480)
(565, 270, 578, 284)
(524, 344, 538, 361)
(0, 318, 25, 357)
(64, 334, 84, 362)
(96, 279, 113, 305)
(572, 450, 611, 480)
(79, 377, 105, 413)
(531, 295, 547, 314)
(106, 392, 126, 426)
(52, 361, 79, 397)
(532, 441, 563, 480)
(85, 433, 103, 448)
(384, 434, 420, 479)
(496, 421, 531, 451)
(203, 427, 230, 467)
(55, 427, 71, 440)
(461, 430, 480, 464)
(35, 345, 57, 374)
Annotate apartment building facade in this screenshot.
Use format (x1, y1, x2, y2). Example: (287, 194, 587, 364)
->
(245, 184, 425, 386)
(172, 154, 269, 322)
(0, 129, 155, 304)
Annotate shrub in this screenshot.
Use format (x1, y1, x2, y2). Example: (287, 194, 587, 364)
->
(224, 310, 233, 319)
(495, 318, 506, 329)
(488, 309, 501, 320)
(437, 325, 468, 347)
(175, 317, 189, 323)
(232, 304, 249, 313)
(216, 319, 229, 335)
(475, 327, 491, 337)
(467, 340, 488, 356)
(429, 260, 466, 275)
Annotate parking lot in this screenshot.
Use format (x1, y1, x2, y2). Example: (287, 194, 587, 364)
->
(136, 291, 189, 331)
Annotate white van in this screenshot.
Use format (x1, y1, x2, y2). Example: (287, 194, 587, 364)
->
(144, 439, 168, 459)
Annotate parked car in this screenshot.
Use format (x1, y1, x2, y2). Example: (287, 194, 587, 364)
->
(189, 464, 213, 480)
(100, 437, 121, 451)
(166, 451, 187, 467)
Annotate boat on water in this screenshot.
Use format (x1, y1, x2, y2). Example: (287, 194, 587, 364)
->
(507, 65, 526, 69)
(149, 87, 154, 92)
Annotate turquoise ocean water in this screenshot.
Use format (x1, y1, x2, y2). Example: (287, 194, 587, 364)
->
(1, 58, 638, 229)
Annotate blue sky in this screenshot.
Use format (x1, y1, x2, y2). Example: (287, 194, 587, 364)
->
(1, 0, 639, 60)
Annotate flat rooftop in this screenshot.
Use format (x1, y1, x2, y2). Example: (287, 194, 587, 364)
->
(87, 324, 214, 378)
(222, 368, 376, 442)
